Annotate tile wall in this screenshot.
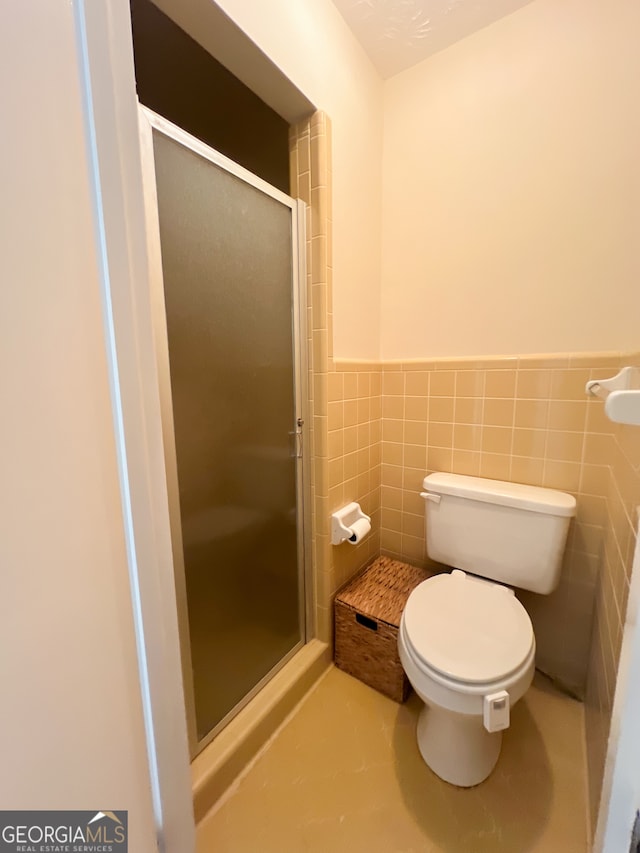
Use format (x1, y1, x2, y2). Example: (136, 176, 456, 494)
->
(584, 400, 640, 832)
(376, 353, 632, 698)
(290, 115, 378, 644)
(327, 362, 382, 593)
(289, 112, 332, 643)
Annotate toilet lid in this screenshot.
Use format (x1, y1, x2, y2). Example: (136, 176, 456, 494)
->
(403, 573, 534, 684)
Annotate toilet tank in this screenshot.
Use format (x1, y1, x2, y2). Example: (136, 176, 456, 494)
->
(422, 473, 576, 595)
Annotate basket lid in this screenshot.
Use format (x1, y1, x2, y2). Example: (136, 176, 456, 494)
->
(336, 557, 430, 627)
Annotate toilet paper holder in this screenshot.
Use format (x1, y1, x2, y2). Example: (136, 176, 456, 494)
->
(331, 502, 371, 546)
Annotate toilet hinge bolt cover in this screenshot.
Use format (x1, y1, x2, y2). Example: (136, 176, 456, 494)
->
(483, 690, 510, 733)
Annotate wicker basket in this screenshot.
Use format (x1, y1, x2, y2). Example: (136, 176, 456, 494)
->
(334, 556, 431, 702)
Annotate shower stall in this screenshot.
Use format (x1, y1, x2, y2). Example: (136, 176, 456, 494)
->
(139, 107, 309, 756)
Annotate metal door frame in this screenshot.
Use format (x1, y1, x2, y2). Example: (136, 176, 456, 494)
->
(138, 106, 310, 757)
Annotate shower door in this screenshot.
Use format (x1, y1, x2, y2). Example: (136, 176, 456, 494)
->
(139, 107, 308, 756)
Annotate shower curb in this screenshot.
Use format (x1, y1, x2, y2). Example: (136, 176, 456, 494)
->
(191, 639, 331, 823)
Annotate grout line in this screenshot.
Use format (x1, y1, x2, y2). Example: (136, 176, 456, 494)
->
(477, 369, 486, 477)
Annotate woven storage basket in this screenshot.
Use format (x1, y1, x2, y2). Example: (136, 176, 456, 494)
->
(334, 556, 430, 702)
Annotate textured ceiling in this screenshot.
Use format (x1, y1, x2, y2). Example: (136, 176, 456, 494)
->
(331, 0, 534, 78)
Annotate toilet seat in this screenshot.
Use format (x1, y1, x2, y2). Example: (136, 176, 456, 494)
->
(403, 571, 534, 686)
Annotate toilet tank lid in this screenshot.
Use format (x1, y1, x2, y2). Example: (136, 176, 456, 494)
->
(423, 473, 576, 517)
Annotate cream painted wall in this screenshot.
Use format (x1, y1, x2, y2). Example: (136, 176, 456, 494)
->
(198, 0, 384, 359)
(381, 0, 640, 359)
(0, 3, 156, 848)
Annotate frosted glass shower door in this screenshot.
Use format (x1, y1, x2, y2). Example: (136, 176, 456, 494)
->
(140, 108, 307, 755)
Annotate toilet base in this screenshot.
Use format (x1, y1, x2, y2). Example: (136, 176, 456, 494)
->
(416, 703, 502, 787)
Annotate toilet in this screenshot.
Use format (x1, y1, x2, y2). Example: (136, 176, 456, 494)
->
(398, 472, 576, 787)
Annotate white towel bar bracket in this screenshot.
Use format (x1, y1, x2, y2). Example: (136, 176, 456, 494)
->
(585, 366, 640, 426)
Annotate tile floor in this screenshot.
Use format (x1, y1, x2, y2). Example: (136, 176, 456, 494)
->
(197, 666, 589, 853)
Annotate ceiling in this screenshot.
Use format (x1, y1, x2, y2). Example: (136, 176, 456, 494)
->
(331, 0, 534, 78)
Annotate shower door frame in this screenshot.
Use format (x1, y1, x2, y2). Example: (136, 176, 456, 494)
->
(138, 106, 312, 757)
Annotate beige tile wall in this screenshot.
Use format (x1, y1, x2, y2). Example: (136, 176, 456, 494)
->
(584, 391, 640, 833)
(327, 361, 382, 603)
(373, 353, 637, 698)
(291, 118, 384, 645)
(323, 352, 627, 684)
(290, 113, 333, 643)
(325, 351, 638, 683)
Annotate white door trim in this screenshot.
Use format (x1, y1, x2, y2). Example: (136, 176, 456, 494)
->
(74, 2, 195, 851)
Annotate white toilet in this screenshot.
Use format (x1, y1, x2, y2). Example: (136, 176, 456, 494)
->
(398, 472, 576, 787)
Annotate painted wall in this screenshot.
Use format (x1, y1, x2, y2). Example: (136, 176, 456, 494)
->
(0, 3, 156, 848)
(381, 0, 640, 359)
(196, 0, 384, 359)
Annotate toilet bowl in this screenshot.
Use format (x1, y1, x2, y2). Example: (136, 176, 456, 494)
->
(398, 473, 576, 787)
(398, 570, 535, 786)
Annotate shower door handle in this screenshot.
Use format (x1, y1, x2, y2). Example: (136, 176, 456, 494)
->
(289, 418, 304, 458)
(295, 418, 304, 459)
